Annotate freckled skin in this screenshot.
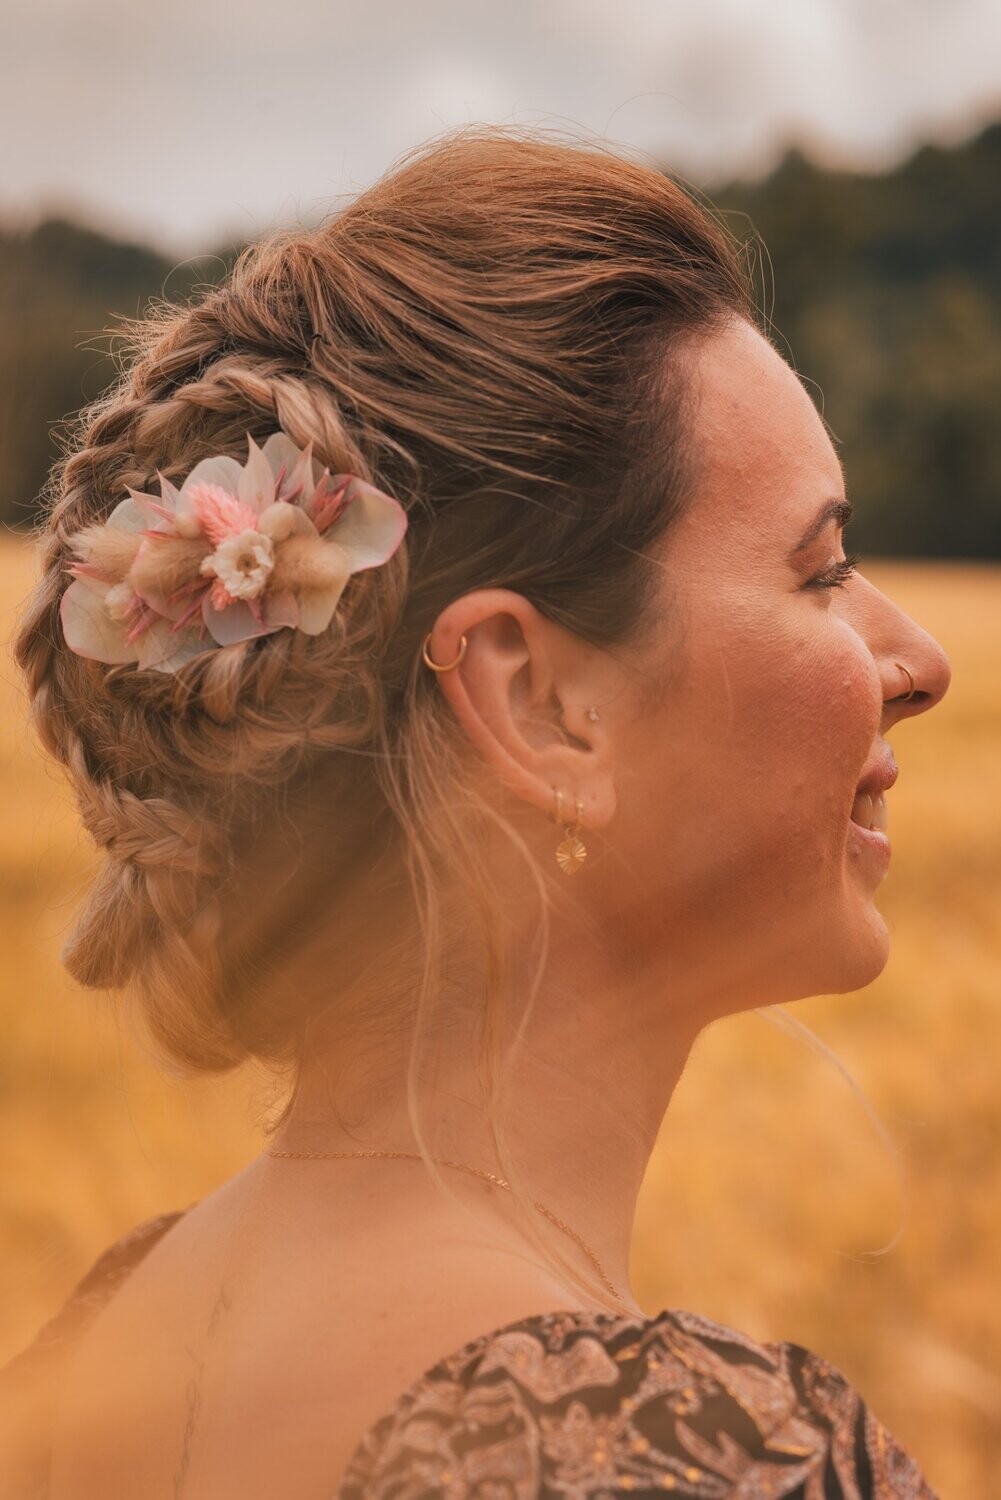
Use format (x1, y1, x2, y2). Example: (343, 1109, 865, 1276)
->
(432, 317, 952, 1028)
(592, 318, 952, 1010)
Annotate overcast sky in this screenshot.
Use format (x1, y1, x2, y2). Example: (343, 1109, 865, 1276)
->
(3, 0, 999, 254)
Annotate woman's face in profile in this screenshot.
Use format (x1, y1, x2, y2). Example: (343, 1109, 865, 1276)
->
(606, 317, 952, 1013)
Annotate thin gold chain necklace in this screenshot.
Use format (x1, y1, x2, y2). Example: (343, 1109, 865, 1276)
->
(264, 1144, 622, 1302)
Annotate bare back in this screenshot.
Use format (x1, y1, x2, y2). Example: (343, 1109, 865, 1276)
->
(45, 1162, 597, 1500)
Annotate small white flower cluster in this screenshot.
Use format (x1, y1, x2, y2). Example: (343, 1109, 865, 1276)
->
(201, 529, 277, 600)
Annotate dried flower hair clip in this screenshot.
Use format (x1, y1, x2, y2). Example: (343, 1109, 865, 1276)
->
(59, 432, 408, 674)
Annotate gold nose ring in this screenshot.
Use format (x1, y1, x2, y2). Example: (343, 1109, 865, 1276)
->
(894, 662, 916, 700)
(422, 633, 468, 672)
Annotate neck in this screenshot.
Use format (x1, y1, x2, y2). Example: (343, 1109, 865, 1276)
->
(274, 905, 706, 1317)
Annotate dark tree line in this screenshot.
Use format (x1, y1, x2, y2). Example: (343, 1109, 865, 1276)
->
(1, 120, 998, 557)
(711, 121, 1000, 560)
(0, 221, 235, 532)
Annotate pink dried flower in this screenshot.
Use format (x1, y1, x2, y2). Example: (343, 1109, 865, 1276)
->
(59, 432, 408, 673)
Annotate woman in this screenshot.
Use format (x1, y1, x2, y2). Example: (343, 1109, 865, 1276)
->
(4, 126, 950, 1497)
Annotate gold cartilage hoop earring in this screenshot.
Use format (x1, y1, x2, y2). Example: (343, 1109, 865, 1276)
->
(552, 787, 587, 875)
(422, 633, 468, 672)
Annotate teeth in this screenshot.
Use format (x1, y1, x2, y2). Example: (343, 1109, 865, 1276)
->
(851, 789, 889, 832)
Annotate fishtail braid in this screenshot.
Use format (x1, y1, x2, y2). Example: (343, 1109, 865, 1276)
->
(13, 255, 408, 1072)
(62, 738, 237, 1070)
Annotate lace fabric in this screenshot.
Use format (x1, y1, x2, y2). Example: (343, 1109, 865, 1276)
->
(1, 1210, 939, 1499)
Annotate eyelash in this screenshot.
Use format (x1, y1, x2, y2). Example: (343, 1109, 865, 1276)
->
(805, 551, 862, 590)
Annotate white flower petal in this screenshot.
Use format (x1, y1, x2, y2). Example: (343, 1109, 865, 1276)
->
(148, 634, 211, 674)
(60, 577, 139, 664)
(261, 589, 300, 631)
(112, 494, 161, 533)
(179, 455, 244, 499)
(134, 579, 201, 624)
(201, 592, 278, 647)
(262, 433, 324, 497)
(156, 471, 182, 509)
(135, 617, 205, 672)
(261, 432, 302, 480)
(326, 479, 408, 573)
(238, 435, 277, 515)
(147, 633, 210, 675)
(287, 445, 320, 506)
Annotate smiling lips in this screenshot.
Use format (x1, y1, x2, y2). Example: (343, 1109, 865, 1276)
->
(850, 788, 889, 833)
(850, 747, 899, 833)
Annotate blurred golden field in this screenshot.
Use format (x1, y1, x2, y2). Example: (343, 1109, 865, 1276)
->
(1, 534, 998, 1496)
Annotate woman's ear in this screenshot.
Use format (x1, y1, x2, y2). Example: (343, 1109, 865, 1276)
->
(424, 589, 618, 829)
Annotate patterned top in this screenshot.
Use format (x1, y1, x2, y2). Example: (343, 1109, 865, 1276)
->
(1, 1209, 939, 1499)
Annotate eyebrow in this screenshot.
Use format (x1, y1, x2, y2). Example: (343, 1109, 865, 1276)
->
(787, 496, 854, 558)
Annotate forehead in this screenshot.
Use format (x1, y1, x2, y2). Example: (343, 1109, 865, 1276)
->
(681, 318, 845, 539)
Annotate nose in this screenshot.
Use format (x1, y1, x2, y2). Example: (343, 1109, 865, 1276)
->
(877, 607, 952, 729)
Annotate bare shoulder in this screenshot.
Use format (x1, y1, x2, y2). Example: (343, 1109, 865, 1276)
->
(34, 1179, 597, 1500)
(0, 1208, 189, 1497)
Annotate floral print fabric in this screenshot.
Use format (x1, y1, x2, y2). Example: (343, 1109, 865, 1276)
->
(337, 1304, 938, 1499)
(2, 1211, 938, 1498)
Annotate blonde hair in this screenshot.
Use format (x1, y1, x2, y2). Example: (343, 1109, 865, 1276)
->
(15, 125, 759, 1310)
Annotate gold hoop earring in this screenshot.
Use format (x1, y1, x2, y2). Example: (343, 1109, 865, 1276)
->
(422, 633, 468, 672)
(551, 787, 587, 875)
(894, 662, 916, 700)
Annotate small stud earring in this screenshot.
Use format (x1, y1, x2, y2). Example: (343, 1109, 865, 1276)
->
(586, 706, 600, 722)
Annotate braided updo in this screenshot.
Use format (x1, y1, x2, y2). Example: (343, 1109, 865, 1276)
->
(13, 126, 752, 1078)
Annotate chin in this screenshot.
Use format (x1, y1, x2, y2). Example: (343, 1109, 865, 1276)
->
(814, 900, 893, 997)
(762, 884, 891, 1005)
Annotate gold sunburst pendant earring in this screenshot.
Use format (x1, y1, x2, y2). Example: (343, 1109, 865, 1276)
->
(552, 788, 588, 875)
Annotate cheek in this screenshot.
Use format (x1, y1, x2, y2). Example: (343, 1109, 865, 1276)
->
(752, 625, 879, 795)
(811, 630, 883, 772)
(601, 607, 883, 964)
(645, 602, 882, 853)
